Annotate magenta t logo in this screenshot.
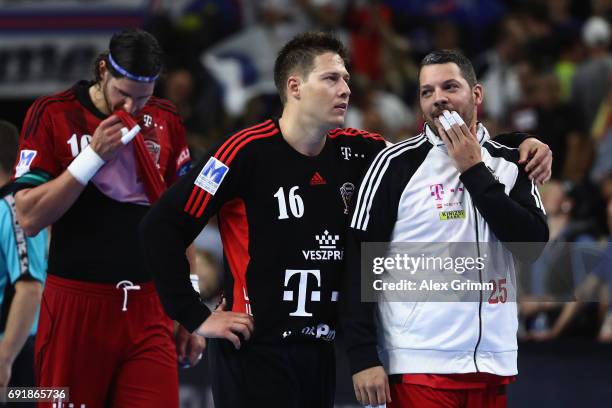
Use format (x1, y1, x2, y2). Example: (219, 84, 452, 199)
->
(430, 184, 444, 200)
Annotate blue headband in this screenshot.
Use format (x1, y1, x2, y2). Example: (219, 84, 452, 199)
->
(107, 53, 160, 83)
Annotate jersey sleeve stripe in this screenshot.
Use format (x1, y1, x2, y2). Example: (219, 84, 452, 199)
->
(184, 185, 201, 214)
(224, 128, 280, 165)
(183, 122, 280, 218)
(217, 120, 276, 163)
(213, 120, 274, 163)
(487, 140, 517, 151)
(195, 192, 214, 218)
(192, 129, 281, 218)
(188, 189, 207, 216)
(24, 93, 76, 140)
(531, 181, 545, 214)
(351, 134, 424, 230)
(351, 134, 427, 231)
(189, 128, 279, 218)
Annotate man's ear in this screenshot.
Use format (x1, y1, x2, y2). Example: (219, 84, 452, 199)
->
(287, 75, 301, 101)
(99, 59, 109, 80)
(473, 83, 484, 107)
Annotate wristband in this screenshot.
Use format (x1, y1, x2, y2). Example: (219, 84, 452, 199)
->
(67, 145, 105, 185)
(190, 274, 201, 294)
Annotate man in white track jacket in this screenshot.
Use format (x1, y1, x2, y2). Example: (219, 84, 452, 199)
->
(340, 50, 549, 408)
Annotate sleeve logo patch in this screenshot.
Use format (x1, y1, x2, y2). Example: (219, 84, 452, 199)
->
(15, 149, 37, 177)
(194, 157, 229, 195)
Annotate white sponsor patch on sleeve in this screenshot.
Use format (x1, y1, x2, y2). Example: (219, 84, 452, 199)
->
(15, 149, 37, 177)
(194, 156, 229, 195)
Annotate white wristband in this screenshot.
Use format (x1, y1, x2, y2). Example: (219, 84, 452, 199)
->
(190, 274, 201, 294)
(67, 145, 105, 185)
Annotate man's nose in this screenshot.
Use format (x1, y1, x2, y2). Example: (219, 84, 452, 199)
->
(433, 89, 449, 109)
(339, 79, 350, 98)
(122, 98, 135, 114)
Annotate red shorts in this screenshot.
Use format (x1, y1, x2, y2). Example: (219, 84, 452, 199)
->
(389, 374, 509, 408)
(35, 275, 178, 408)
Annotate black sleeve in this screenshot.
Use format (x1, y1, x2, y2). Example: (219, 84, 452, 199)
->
(341, 154, 400, 375)
(460, 162, 549, 262)
(493, 132, 531, 147)
(140, 148, 243, 332)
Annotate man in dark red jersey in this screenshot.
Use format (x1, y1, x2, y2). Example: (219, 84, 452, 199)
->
(140, 32, 552, 408)
(12, 29, 251, 408)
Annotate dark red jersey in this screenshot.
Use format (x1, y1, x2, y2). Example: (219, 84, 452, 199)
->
(14, 81, 191, 283)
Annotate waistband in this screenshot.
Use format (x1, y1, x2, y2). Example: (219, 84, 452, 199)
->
(45, 274, 157, 298)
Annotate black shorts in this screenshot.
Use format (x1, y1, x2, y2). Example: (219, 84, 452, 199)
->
(208, 339, 335, 408)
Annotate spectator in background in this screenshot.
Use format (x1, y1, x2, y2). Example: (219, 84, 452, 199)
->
(509, 70, 587, 181)
(159, 65, 226, 158)
(553, 28, 584, 103)
(590, 86, 612, 186)
(476, 16, 526, 125)
(594, 198, 612, 341)
(571, 16, 612, 134)
(520, 180, 602, 340)
(0, 120, 46, 406)
(527, 197, 612, 343)
(202, 0, 318, 118)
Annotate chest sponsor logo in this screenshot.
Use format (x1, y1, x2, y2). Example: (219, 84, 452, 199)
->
(431, 183, 464, 214)
(340, 182, 355, 214)
(302, 230, 343, 261)
(15, 150, 37, 177)
(143, 114, 153, 127)
(439, 210, 466, 220)
(430, 183, 444, 200)
(194, 157, 229, 195)
(340, 146, 366, 160)
(282, 269, 339, 317)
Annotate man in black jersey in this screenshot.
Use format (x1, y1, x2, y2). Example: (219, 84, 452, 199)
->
(141, 32, 553, 407)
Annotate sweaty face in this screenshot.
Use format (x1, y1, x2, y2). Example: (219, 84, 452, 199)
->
(101, 73, 155, 115)
(419, 62, 482, 134)
(297, 52, 351, 128)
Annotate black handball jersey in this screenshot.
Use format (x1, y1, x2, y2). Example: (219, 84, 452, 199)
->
(141, 119, 386, 344)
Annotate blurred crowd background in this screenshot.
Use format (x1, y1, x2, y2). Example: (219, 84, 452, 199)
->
(1, 0, 612, 345)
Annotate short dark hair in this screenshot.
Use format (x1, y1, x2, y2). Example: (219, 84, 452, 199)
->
(0, 120, 18, 175)
(93, 29, 164, 83)
(274, 31, 348, 104)
(419, 49, 477, 88)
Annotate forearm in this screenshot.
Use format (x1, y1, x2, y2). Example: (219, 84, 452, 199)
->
(140, 206, 211, 332)
(0, 281, 42, 366)
(15, 171, 85, 236)
(461, 163, 548, 242)
(493, 132, 530, 147)
(341, 233, 382, 375)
